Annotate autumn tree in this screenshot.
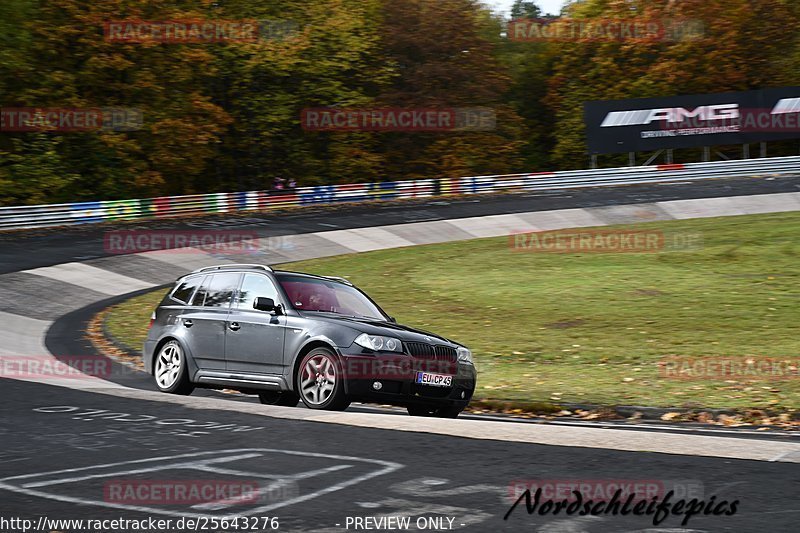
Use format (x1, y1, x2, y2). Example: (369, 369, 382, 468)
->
(375, 0, 524, 180)
(208, 0, 393, 188)
(544, 0, 800, 167)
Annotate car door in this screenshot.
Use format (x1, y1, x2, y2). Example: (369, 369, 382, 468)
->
(224, 273, 286, 375)
(180, 272, 241, 371)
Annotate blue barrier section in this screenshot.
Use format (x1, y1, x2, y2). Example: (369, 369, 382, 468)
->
(70, 201, 103, 224)
(300, 185, 336, 205)
(234, 191, 248, 211)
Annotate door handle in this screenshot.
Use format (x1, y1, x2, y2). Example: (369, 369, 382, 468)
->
(228, 322, 241, 331)
(183, 319, 193, 328)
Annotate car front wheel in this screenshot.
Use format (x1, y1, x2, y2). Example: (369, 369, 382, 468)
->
(153, 340, 194, 395)
(297, 348, 350, 411)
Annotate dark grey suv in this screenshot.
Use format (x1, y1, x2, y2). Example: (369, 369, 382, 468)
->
(143, 264, 476, 417)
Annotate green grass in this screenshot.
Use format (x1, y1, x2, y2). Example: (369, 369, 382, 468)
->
(105, 212, 800, 410)
(104, 288, 169, 354)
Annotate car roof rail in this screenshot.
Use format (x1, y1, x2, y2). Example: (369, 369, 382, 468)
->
(190, 264, 274, 274)
(323, 275, 353, 286)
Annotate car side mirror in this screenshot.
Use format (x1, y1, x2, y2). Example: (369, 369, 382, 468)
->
(254, 297, 280, 314)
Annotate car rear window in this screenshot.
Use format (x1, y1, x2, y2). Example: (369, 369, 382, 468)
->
(171, 276, 202, 304)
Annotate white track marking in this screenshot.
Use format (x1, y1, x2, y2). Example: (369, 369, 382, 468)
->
(0, 311, 50, 356)
(191, 465, 353, 511)
(21, 453, 263, 488)
(0, 448, 402, 519)
(21, 262, 153, 295)
(315, 227, 415, 252)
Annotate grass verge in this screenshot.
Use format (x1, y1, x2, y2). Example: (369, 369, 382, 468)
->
(104, 212, 800, 419)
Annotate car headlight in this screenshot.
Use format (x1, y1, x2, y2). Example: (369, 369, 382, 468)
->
(457, 346, 473, 364)
(354, 333, 403, 352)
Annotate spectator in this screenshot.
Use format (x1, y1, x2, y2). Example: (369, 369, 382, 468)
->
(287, 178, 297, 190)
(272, 176, 285, 190)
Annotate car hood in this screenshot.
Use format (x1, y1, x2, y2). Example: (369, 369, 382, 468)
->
(299, 312, 459, 346)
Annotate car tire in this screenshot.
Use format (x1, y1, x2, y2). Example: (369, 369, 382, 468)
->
(434, 405, 464, 418)
(153, 340, 194, 395)
(297, 347, 350, 411)
(258, 391, 300, 407)
(407, 404, 463, 418)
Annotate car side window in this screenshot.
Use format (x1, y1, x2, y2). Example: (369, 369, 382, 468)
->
(200, 273, 241, 308)
(189, 275, 210, 306)
(236, 273, 280, 310)
(171, 276, 202, 304)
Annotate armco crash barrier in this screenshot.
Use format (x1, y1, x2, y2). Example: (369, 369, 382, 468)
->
(1, 156, 798, 230)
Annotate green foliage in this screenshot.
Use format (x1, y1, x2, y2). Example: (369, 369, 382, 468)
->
(0, 134, 80, 205)
(510, 1, 541, 19)
(0, 0, 799, 205)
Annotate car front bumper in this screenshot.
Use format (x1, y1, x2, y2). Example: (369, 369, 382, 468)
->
(338, 353, 477, 408)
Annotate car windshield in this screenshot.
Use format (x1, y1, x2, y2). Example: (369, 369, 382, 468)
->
(276, 274, 387, 320)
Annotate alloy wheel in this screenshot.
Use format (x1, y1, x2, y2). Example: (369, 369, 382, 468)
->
(155, 341, 182, 389)
(300, 353, 336, 406)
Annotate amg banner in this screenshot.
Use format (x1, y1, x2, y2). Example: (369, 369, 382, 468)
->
(584, 87, 800, 154)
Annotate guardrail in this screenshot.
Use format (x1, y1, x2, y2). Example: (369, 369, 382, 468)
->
(1, 156, 798, 230)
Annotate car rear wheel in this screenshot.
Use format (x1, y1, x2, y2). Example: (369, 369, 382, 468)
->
(154, 340, 194, 395)
(407, 404, 463, 418)
(297, 348, 350, 411)
(258, 390, 300, 407)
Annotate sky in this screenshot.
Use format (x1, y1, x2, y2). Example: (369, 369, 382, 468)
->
(488, 0, 568, 17)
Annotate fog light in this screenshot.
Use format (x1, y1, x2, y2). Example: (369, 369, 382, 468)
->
(372, 381, 383, 391)
(460, 391, 465, 399)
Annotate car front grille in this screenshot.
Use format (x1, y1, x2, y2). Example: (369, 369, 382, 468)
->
(404, 342, 457, 362)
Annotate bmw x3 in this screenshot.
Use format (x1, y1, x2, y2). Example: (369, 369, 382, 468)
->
(143, 264, 476, 417)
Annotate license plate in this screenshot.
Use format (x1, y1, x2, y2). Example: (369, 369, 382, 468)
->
(415, 371, 453, 387)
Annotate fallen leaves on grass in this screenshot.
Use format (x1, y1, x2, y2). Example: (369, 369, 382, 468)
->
(86, 308, 144, 371)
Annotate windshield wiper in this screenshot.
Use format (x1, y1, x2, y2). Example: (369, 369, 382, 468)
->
(303, 309, 378, 320)
(303, 309, 357, 317)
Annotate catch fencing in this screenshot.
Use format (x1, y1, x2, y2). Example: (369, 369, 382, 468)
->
(1, 156, 798, 230)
